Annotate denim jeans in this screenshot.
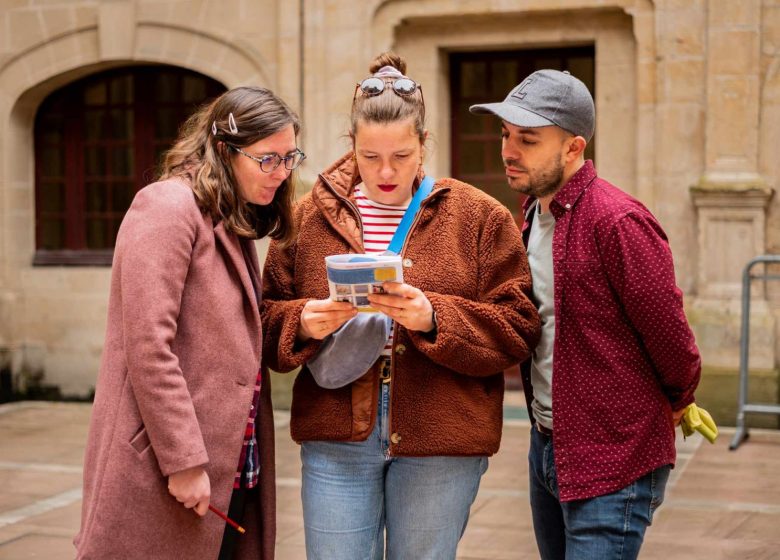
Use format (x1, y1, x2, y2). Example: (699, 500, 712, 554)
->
(528, 426, 670, 560)
(300, 382, 488, 560)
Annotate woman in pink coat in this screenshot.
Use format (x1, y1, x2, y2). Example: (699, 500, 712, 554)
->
(74, 86, 304, 560)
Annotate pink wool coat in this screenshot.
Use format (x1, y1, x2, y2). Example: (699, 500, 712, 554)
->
(74, 179, 275, 560)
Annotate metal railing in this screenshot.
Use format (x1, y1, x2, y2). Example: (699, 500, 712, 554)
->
(730, 255, 780, 450)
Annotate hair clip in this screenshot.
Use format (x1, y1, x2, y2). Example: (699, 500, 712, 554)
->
(211, 121, 218, 136)
(228, 113, 238, 134)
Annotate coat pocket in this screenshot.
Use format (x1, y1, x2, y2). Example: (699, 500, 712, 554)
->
(129, 425, 151, 454)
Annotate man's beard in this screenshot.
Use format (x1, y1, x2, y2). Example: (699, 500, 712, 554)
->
(505, 157, 565, 199)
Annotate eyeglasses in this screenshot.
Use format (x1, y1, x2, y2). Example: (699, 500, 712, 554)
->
(356, 77, 419, 97)
(230, 146, 306, 173)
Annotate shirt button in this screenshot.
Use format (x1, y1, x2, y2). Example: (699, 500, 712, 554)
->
(395, 344, 406, 355)
(250, 405, 254, 410)
(565, 203, 571, 210)
(390, 432, 402, 444)
(403, 258, 413, 268)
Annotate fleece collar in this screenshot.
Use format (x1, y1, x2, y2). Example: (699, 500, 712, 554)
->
(312, 152, 449, 253)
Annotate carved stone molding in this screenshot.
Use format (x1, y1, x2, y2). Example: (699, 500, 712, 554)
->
(690, 180, 773, 300)
(99, 1, 136, 60)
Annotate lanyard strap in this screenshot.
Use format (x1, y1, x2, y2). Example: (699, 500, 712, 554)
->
(384, 176, 434, 256)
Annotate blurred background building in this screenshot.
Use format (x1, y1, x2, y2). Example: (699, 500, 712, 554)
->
(0, 0, 778, 426)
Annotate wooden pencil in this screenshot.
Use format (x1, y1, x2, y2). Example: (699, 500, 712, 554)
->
(208, 504, 246, 534)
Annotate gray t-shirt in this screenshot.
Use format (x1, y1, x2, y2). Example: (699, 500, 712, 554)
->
(526, 202, 556, 430)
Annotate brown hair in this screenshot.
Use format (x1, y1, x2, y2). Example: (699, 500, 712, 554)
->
(160, 86, 299, 243)
(350, 52, 426, 142)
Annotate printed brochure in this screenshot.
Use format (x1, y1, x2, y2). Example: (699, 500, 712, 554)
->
(325, 254, 403, 311)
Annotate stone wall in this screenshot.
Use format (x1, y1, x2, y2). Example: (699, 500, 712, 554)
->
(0, 0, 296, 394)
(0, 1, 778, 416)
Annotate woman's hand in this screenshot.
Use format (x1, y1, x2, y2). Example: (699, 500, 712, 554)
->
(298, 299, 357, 341)
(367, 282, 435, 332)
(168, 466, 211, 516)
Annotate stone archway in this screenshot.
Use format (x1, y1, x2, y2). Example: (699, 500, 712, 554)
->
(1, 20, 274, 266)
(0, 20, 272, 394)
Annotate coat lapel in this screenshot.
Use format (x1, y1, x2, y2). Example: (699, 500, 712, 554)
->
(242, 237, 263, 305)
(214, 222, 261, 329)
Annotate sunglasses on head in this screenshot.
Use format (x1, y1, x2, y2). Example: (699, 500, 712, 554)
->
(357, 76, 419, 97)
(352, 77, 425, 120)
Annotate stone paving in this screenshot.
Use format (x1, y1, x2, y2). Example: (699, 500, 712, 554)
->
(1, 399, 779, 559)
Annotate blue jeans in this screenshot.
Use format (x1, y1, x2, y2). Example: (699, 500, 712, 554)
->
(528, 426, 670, 560)
(300, 383, 488, 560)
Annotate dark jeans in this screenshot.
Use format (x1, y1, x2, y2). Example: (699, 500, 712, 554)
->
(217, 485, 258, 560)
(528, 426, 670, 560)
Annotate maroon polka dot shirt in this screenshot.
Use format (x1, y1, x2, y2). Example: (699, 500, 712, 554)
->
(520, 161, 701, 502)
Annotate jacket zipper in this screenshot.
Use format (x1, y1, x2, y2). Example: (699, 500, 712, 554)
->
(321, 174, 394, 452)
(385, 192, 438, 459)
(319, 174, 445, 458)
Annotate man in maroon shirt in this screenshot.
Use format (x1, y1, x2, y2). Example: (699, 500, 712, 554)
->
(470, 70, 701, 559)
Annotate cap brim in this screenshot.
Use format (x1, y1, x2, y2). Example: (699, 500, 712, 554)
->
(469, 102, 555, 129)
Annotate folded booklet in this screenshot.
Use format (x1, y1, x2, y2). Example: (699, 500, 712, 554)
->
(325, 254, 403, 312)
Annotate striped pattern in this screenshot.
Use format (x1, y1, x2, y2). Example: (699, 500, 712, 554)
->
(354, 187, 407, 355)
(355, 187, 407, 253)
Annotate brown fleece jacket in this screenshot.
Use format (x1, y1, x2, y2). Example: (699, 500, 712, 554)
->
(262, 152, 540, 456)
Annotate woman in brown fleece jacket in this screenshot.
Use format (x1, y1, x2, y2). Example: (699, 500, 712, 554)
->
(262, 53, 540, 560)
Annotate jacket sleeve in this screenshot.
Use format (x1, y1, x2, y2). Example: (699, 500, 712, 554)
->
(261, 218, 322, 373)
(600, 211, 701, 410)
(117, 185, 208, 477)
(408, 205, 540, 376)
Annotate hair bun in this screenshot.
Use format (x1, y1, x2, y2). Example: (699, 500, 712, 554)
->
(369, 52, 407, 75)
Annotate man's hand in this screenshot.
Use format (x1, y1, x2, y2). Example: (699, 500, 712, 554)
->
(367, 282, 435, 333)
(168, 466, 211, 516)
(672, 407, 686, 427)
(298, 299, 357, 341)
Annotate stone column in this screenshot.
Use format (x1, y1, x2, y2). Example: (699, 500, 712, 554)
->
(690, 1, 776, 383)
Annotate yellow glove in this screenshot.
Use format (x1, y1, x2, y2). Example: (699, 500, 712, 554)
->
(680, 403, 718, 444)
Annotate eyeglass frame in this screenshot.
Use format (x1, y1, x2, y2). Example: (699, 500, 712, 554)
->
(352, 77, 425, 113)
(229, 145, 306, 173)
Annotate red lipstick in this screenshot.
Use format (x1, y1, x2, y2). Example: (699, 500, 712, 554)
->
(378, 184, 397, 192)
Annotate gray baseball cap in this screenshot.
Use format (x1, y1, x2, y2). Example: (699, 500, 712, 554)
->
(469, 69, 595, 141)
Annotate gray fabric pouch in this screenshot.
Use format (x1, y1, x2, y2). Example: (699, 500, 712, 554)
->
(307, 313, 392, 389)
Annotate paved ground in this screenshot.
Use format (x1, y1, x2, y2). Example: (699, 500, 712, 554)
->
(1, 398, 779, 559)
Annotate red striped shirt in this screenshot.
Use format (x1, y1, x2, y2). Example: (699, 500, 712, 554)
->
(354, 187, 407, 355)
